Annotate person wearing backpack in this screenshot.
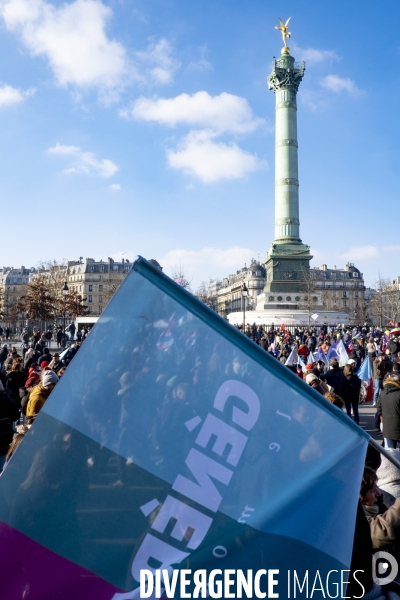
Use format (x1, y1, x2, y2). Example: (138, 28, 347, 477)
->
(342, 363, 362, 425)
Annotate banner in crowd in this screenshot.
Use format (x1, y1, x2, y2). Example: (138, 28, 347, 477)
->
(0, 257, 369, 599)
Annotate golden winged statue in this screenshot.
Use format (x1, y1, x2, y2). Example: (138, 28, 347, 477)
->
(275, 17, 292, 48)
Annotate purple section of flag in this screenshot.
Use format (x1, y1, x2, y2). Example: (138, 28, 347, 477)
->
(0, 522, 122, 600)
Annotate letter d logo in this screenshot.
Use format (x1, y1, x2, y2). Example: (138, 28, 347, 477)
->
(372, 551, 398, 585)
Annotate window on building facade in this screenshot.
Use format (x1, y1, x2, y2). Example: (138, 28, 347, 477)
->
(88, 295, 92, 302)
(99, 284, 103, 291)
(99, 296, 103, 303)
(89, 285, 93, 292)
(342, 291, 347, 298)
(99, 306, 102, 313)
(89, 266, 94, 272)
(256, 270, 261, 276)
(99, 265, 104, 272)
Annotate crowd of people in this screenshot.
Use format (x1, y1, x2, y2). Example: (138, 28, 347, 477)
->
(236, 322, 400, 429)
(1, 316, 400, 598)
(0, 326, 84, 472)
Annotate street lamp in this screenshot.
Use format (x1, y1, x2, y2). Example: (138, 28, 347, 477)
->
(62, 281, 69, 346)
(241, 283, 248, 333)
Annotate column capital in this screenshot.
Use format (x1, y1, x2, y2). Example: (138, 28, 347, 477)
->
(268, 56, 305, 93)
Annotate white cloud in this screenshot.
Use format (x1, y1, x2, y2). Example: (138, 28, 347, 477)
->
(162, 246, 258, 285)
(167, 130, 266, 183)
(135, 38, 180, 85)
(292, 43, 339, 65)
(320, 74, 361, 96)
(108, 183, 121, 191)
(122, 91, 265, 134)
(340, 246, 379, 261)
(0, 0, 128, 90)
(0, 83, 35, 106)
(47, 142, 119, 178)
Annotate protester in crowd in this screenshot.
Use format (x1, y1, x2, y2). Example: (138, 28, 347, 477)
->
(6, 361, 27, 408)
(38, 347, 52, 367)
(373, 352, 393, 407)
(320, 358, 346, 396)
(376, 372, 400, 449)
(0, 344, 8, 370)
(26, 370, 59, 421)
(360, 465, 400, 561)
(0, 380, 20, 472)
(48, 352, 64, 373)
(342, 363, 362, 425)
(377, 449, 400, 499)
(305, 373, 326, 395)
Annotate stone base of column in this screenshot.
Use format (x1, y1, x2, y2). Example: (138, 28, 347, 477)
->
(263, 241, 313, 293)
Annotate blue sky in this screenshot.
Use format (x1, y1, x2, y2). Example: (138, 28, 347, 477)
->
(0, 0, 398, 289)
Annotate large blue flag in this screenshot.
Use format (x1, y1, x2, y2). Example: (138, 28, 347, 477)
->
(357, 356, 373, 382)
(0, 257, 368, 599)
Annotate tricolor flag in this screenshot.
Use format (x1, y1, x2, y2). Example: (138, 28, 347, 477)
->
(0, 257, 368, 599)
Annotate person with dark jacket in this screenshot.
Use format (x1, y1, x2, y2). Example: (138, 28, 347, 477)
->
(342, 363, 362, 425)
(0, 380, 20, 472)
(320, 358, 346, 396)
(388, 338, 400, 356)
(377, 372, 400, 449)
(0, 344, 8, 369)
(6, 362, 27, 408)
(373, 353, 393, 407)
(38, 347, 52, 367)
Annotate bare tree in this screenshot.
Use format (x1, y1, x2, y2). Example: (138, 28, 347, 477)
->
(171, 265, 192, 292)
(301, 267, 320, 327)
(195, 281, 218, 311)
(36, 259, 68, 324)
(369, 274, 400, 327)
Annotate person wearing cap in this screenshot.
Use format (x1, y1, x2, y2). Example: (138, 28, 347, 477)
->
(305, 373, 326, 395)
(49, 353, 64, 373)
(26, 370, 59, 419)
(320, 357, 346, 396)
